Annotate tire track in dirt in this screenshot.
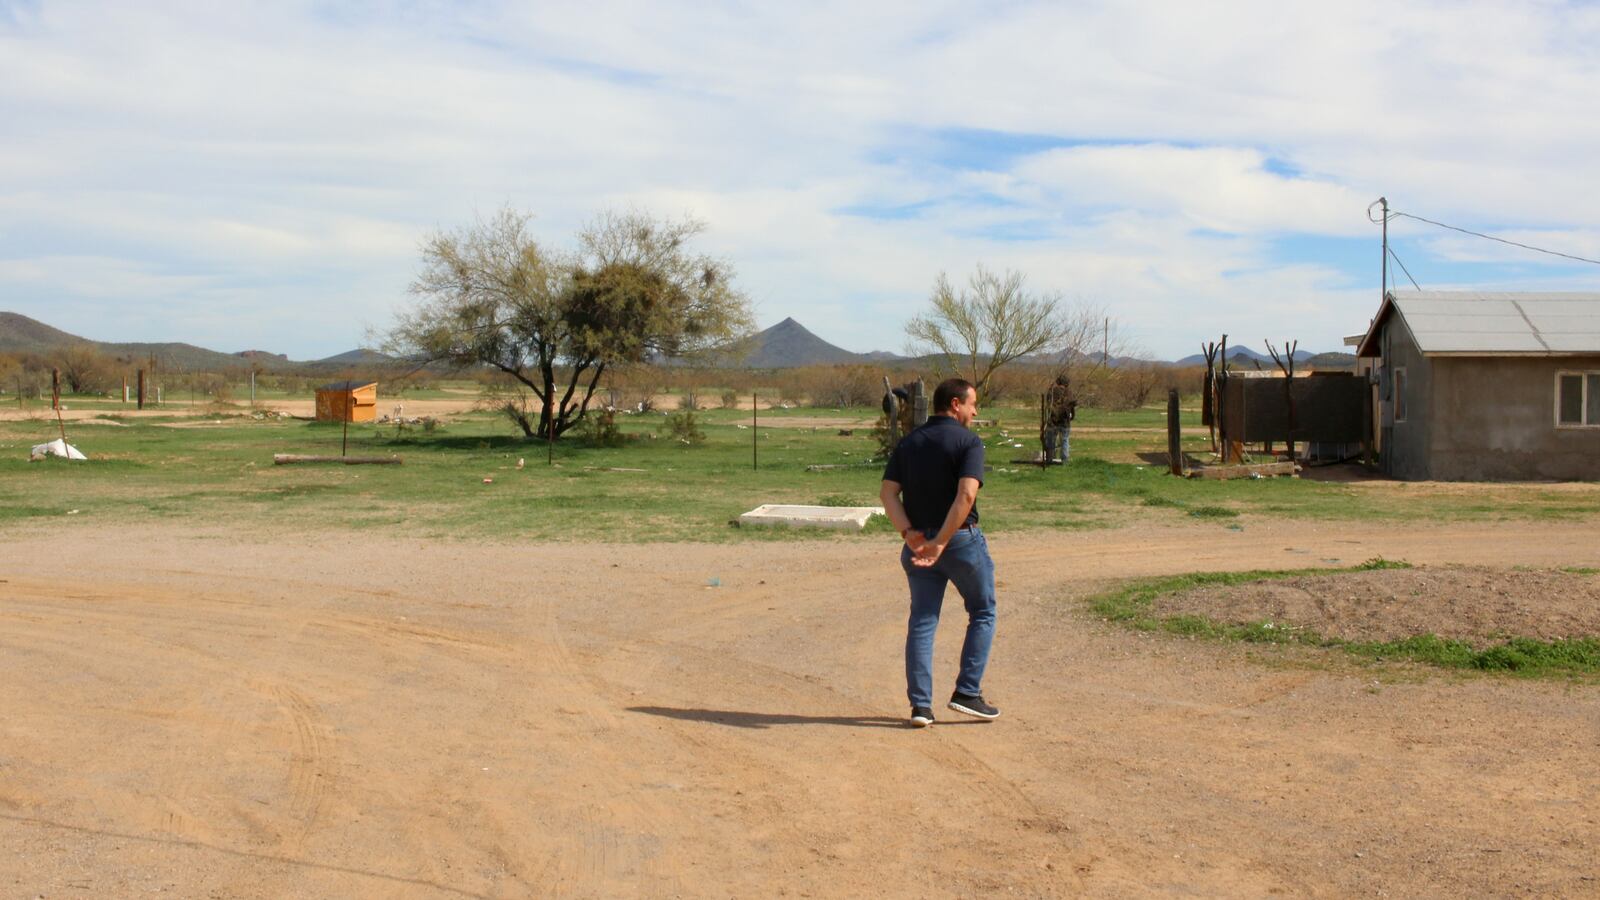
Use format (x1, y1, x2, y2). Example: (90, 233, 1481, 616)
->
(256, 682, 334, 852)
(557, 604, 1088, 895)
(530, 598, 688, 896)
(4, 521, 1598, 896)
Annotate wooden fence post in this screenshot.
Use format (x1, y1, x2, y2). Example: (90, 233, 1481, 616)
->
(1167, 389, 1184, 476)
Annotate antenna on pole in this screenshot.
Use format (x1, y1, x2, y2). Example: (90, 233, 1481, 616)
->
(1369, 197, 1390, 301)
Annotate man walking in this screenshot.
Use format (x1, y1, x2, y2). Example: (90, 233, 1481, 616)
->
(880, 377, 1000, 728)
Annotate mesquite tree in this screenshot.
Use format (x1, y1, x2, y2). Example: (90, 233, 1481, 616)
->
(905, 266, 1067, 395)
(391, 208, 751, 439)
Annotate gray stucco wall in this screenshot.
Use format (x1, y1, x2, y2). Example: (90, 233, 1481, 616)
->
(1379, 319, 1433, 479)
(1430, 356, 1600, 481)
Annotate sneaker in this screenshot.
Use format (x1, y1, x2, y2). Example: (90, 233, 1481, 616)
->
(947, 692, 1000, 720)
(909, 706, 936, 728)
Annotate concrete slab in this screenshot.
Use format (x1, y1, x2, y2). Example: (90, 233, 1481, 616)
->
(737, 504, 884, 530)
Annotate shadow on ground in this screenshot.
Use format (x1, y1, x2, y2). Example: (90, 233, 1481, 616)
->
(627, 706, 989, 729)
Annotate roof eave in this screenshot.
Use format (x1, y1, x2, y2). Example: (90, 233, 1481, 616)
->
(1421, 350, 1600, 358)
(1353, 292, 1396, 358)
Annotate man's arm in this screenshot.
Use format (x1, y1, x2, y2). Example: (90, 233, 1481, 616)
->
(880, 480, 928, 552)
(911, 476, 979, 567)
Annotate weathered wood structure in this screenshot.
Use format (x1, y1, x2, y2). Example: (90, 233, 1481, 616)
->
(314, 380, 378, 423)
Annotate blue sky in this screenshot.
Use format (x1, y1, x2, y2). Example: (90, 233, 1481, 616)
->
(3, 1, 1600, 360)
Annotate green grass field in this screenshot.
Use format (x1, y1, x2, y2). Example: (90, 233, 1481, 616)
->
(5, 396, 1600, 541)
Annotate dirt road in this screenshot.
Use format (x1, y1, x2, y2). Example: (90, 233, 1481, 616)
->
(2, 520, 1597, 897)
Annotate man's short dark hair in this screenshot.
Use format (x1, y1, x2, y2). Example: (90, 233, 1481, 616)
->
(933, 377, 975, 414)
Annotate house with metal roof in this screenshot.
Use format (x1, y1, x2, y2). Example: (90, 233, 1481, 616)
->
(1354, 291, 1600, 480)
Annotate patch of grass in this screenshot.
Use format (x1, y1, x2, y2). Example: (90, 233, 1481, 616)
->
(1344, 634, 1600, 673)
(0, 504, 71, 522)
(813, 493, 873, 507)
(1140, 495, 1184, 509)
(6, 397, 1600, 542)
(1086, 559, 1600, 677)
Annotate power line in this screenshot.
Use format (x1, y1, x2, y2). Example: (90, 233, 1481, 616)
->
(1390, 210, 1600, 267)
(1387, 247, 1420, 290)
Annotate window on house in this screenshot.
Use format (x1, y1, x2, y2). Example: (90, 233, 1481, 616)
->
(1557, 371, 1600, 427)
(1393, 368, 1407, 423)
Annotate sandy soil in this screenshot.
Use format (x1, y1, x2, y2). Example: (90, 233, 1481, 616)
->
(1155, 566, 1600, 644)
(3, 520, 1599, 898)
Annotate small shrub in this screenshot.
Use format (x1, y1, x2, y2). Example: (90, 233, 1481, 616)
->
(721, 389, 742, 409)
(578, 407, 625, 447)
(805, 365, 882, 409)
(661, 410, 705, 445)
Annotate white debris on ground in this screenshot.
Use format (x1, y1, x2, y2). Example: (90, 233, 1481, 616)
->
(30, 439, 87, 461)
(736, 504, 884, 531)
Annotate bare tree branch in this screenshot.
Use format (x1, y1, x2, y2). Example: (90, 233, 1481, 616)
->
(905, 266, 1065, 394)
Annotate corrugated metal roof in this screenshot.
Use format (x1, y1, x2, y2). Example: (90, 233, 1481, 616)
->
(316, 379, 377, 392)
(1359, 291, 1600, 356)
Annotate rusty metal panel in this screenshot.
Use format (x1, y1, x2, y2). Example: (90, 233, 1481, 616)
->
(1220, 373, 1365, 443)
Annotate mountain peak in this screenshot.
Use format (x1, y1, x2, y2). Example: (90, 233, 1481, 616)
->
(734, 318, 862, 367)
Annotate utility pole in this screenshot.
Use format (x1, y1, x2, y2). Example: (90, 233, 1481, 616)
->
(752, 390, 758, 471)
(51, 368, 66, 443)
(1378, 196, 1389, 301)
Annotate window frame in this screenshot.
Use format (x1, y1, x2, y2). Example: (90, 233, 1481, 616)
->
(1554, 370, 1600, 429)
(1392, 367, 1407, 424)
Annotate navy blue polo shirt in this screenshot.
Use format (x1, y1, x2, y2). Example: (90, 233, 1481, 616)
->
(882, 415, 985, 531)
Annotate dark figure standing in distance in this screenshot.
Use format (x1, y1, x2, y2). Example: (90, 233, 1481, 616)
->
(879, 377, 1000, 728)
(1043, 375, 1077, 464)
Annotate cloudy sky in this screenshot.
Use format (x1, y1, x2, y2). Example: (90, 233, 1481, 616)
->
(4, 1, 1600, 361)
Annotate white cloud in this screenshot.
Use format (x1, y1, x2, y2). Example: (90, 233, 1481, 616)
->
(3, 0, 1599, 359)
(1007, 145, 1367, 237)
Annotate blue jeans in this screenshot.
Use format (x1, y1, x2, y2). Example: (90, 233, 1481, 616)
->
(1047, 425, 1071, 462)
(901, 527, 996, 708)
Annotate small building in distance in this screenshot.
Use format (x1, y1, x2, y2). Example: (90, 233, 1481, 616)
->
(1355, 291, 1600, 480)
(315, 379, 378, 423)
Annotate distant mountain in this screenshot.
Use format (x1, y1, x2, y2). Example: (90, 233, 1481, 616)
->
(1173, 347, 1318, 367)
(0, 311, 83, 352)
(236, 350, 289, 363)
(0, 312, 271, 371)
(0, 310, 391, 372)
(309, 348, 401, 368)
(1303, 352, 1357, 370)
(727, 317, 870, 368)
(5, 309, 1356, 374)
